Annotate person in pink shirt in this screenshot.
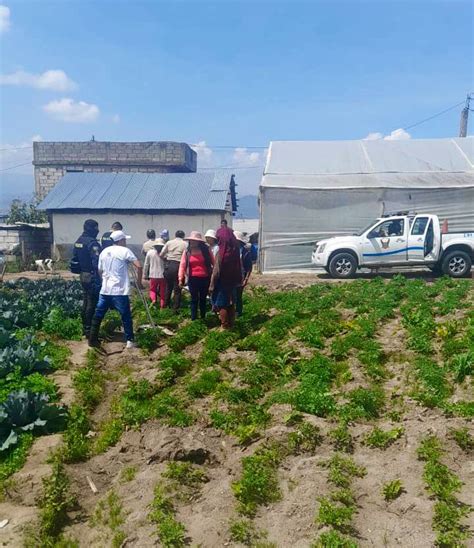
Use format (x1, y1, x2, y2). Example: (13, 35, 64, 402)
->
(179, 231, 214, 320)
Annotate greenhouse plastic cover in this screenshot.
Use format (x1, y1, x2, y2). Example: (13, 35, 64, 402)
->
(260, 137, 474, 271)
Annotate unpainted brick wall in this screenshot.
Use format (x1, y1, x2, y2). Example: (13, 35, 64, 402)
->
(34, 141, 197, 199)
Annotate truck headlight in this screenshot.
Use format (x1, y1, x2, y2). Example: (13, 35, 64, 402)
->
(318, 243, 326, 253)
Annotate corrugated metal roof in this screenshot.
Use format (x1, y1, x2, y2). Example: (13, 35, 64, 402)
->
(38, 171, 234, 211)
(262, 137, 474, 189)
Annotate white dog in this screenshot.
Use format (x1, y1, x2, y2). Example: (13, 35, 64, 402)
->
(35, 258, 54, 274)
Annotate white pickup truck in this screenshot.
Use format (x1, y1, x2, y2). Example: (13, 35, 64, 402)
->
(312, 213, 474, 278)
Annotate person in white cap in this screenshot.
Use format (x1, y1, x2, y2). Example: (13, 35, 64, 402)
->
(234, 231, 253, 317)
(205, 229, 219, 257)
(89, 230, 143, 349)
(178, 231, 214, 320)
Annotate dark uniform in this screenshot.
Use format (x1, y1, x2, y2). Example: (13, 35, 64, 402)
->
(72, 233, 102, 337)
(101, 231, 114, 249)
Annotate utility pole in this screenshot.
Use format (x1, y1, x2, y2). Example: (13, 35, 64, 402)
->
(459, 94, 472, 137)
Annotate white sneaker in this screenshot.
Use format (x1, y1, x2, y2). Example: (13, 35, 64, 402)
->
(125, 341, 136, 349)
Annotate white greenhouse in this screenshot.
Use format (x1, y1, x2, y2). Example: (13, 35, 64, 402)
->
(259, 137, 474, 272)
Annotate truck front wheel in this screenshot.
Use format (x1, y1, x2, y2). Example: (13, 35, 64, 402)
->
(328, 252, 357, 278)
(441, 250, 472, 278)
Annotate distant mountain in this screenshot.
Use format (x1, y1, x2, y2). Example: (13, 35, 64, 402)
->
(236, 194, 258, 219)
(0, 173, 35, 209)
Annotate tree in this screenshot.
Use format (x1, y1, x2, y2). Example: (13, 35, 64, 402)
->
(6, 199, 47, 225)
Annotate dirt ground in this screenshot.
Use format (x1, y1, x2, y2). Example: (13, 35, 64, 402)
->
(0, 270, 472, 547)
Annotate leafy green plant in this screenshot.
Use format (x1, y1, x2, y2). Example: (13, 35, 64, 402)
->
(38, 460, 75, 539)
(168, 320, 207, 352)
(287, 422, 323, 454)
(232, 444, 283, 516)
(43, 308, 82, 340)
(449, 352, 473, 383)
(325, 454, 366, 489)
(135, 327, 161, 353)
(92, 490, 126, 548)
(329, 422, 354, 453)
(149, 483, 186, 547)
(312, 530, 358, 548)
(0, 432, 33, 498)
(158, 352, 191, 387)
(364, 426, 404, 449)
(162, 461, 207, 490)
(229, 518, 269, 546)
(382, 479, 404, 501)
(61, 404, 90, 463)
(120, 465, 137, 483)
(317, 497, 355, 531)
(341, 386, 385, 420)
(0, 390, 67, 452)
(72, 350, 105, 409)
(450, 427, 474, 452)
(187, 370, 222, 398)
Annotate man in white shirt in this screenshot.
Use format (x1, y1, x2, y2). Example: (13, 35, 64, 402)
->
(88, 230, 143, 349)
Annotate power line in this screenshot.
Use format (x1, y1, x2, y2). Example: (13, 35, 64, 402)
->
(200, 164, 265, 170)
(191, 144, 267, 149)
(0, 161, 32, 172)
(0, 145, 33, 152)
(402, 100, 466, 131)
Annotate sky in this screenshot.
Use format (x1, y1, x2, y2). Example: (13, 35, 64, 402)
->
(0, 0, 473, 208)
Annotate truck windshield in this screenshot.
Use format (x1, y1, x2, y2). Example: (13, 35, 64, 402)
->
(356, 221, 377, 236)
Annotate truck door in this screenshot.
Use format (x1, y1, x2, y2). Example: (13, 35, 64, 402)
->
(362, 218, 407, 264)
(407, 216, 439, 261)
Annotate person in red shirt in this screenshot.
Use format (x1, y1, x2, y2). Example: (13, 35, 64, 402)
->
(179, 231, 214, 320)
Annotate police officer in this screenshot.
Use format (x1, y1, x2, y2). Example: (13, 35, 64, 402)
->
(101, 221, 123, 249)
(72, 219, 102, 338)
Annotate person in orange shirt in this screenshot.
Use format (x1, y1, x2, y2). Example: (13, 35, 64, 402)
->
(179, 231, 214, 320)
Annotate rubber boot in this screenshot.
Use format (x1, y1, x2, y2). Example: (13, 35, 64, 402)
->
(219, 308, 230, 329)
(227, 305, 236, 329)
(88, 317, 102, 348)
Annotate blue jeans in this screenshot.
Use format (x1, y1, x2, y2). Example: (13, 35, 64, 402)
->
(94, 294, 134, 341)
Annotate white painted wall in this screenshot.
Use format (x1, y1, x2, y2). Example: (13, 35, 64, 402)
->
(51, 211, 232, 258)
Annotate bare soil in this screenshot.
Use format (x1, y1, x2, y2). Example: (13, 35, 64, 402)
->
(0, 271, 472, 547)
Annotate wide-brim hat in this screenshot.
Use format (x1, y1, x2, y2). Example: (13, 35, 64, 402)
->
(184, 231, 205, 242)
(152, 238, 165, 246)
(233, 230, 248, 244)
(204, 229, 217, 240)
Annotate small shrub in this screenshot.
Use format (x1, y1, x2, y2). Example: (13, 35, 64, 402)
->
(287, 422, 323, 454)
(38, 460, 75, 539)
(62, 404, 90, 463)
(317, 497, 355, 531)
(382, 479, 404, 501)
(364, 426, 404, 449)
(329, 422, 354, 453)
(149, 483, 186, 547)
(43, 308, 82, 340)
(450, 427, 474, 452)
(232, 444, 282, 516)
(187, 370, 222, 398)
(312, 530, 358, 548)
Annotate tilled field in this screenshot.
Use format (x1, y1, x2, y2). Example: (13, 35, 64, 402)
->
(0, 275, 473, 547)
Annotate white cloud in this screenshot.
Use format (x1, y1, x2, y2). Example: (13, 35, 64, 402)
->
(0, 5, 10, 34)
(111, 114, 120, 124)
(363, 128, 411, 141)
(384, 128, 411, 140)
(43, 98, 99, 123)
(232, 147, 261, 165)
(191, 140, 213, 167)
(0, 69, 77, 91)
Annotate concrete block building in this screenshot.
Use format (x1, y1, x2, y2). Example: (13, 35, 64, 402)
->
(33, 141, 197, 199)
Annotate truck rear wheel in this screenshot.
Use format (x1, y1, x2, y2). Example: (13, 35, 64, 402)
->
(328, 252, 357, 278)
(441, 250, 472, 278)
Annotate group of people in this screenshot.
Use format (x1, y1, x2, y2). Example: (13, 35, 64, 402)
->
(72, 218, 253, 349)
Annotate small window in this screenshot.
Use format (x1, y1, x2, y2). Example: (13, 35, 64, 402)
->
(370, 219, 405, 238)
(411, 217, 429, 236)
